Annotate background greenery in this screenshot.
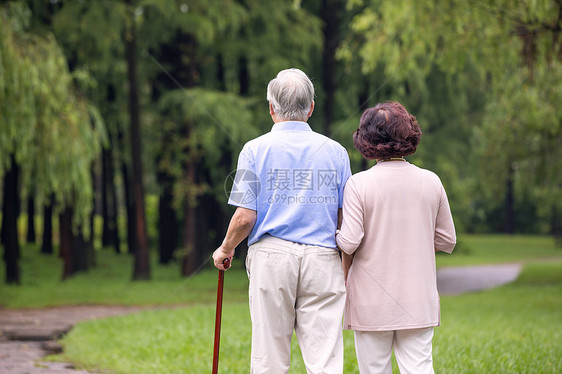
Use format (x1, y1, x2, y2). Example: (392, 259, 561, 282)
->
(2, 1, 562, 371)
(2, 0, 562, 284)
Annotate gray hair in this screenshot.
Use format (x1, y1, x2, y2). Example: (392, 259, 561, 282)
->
(267, 68, 314, 121)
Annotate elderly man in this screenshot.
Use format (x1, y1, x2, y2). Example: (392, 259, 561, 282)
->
(213, 68, 351, 373)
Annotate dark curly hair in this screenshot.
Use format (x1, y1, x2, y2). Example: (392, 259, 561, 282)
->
(353, 101, 422, 160)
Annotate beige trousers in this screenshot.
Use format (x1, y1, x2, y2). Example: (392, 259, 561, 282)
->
(246, 236, 346, 374)
(354, 327, 435, 374)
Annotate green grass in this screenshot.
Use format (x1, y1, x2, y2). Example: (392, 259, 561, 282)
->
(436, 234, 561, 266)
(47, 259, 562, 373)
(2, 234, 561, 372)
(2, 234, 560, 308)
(0, 245, 249, 308)
(435, 260, 562, 373)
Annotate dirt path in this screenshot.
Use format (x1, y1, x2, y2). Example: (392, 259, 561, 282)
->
(0, 263, 523, 373)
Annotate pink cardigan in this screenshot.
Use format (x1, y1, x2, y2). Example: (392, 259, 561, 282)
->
(336, 161, 456, 331)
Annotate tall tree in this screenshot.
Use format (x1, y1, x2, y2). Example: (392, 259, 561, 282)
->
(101, 144, 120, 253)
(141, 0, 250, 273)
(40, 194, 54, 254)
(126, 0, 151, 280)
(1, 2, 104, 282)
(2, 156, 20, 284)
(26, 196, 36, 243)
(51, 1, 136, 255)
(118, 128, 137, 255)
(320, 0, 346, 136)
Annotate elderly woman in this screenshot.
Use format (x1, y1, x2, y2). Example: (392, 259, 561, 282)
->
(336, 101, 456, 374)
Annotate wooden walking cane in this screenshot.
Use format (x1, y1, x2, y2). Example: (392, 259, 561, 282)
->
(212, 257, 231, 374)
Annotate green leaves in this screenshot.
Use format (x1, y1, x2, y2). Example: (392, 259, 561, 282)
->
(339, 0, 562, 232)
(0, 2, 104, 228)
(155, 87, 258, 207)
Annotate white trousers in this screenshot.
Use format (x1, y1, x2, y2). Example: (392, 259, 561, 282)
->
(246, 236, 346, 374)
(354, 327, 435, 374)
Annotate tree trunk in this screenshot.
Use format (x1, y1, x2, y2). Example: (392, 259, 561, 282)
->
(117, 123, 136, 255)
(181, 152, 197, 276)
(151, 40, 181, 266)
(73, 230, 92, 273)
(238, 56, 249, 96)
(180, 125, 203, 276)
(26, 196, 36, 243)
(101, 148, 110, 248)
(60, 205, 92, 280)
(88, 162, 97, 266)
(171, 31, 201, 277)
(41, 194, 54, 254)
(102, 146, 120, 253)
(154, 120, 179, 265)
(109, 149, 120, 254)
(321, 0, 344, 136)
(101, 148, 109, 247)
(126, 0, 150, 280)
(157, 170, 179, 264)
(216, 53, 226, 91)
(122, 154, 136, 255)
(504, 164, 515, 234)
(359, 80, 370, 171)
(59, 207, 73, 280)
(2, 155, 20, 284)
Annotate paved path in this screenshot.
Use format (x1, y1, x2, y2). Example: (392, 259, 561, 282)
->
(436, 263, 522, 295)
(0, 263, 523, 373)
(0, 306, 151, 374)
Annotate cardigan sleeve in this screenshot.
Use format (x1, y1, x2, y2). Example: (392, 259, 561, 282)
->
(434, 183, 456, 253)
(336, 178, 364, 255)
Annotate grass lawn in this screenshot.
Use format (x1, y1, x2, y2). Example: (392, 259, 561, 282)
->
(48, 259, 562, 373)
(0, 247, 250, 309)
(435, 260, 562, 373)
(1, 234, 560, 308)
(436, 234, 561, 266)
(2, 234, 561, 372)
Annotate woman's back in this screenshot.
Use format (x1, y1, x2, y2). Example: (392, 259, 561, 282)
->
(337, 160, 455, 331)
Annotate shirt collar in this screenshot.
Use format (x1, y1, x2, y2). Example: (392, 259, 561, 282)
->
(271, 121, 312, 132)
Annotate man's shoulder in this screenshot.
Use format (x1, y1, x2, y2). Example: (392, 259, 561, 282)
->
(239, 133, 273, 157)
(244, 128, 347, 153)
(243, 132, 269, 147)
(308, 131, 348, 157)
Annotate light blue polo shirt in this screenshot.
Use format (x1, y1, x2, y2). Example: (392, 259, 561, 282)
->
(228, 121, 351, 248)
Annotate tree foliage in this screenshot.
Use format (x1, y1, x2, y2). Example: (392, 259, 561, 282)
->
(0, 1, 104, 225)
(339, 0, 562, 233)
(3, 0, 561, 283)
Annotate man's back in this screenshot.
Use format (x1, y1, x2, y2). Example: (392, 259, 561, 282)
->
(213, 68, 350, 374)
(229, 121, 350, 248)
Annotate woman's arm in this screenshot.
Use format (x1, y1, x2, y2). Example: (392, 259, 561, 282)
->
(435, 184, 456, 253)
(337, 208, 353, 284)
(336, 179, 364, 255)
(341, 252, 354, 285)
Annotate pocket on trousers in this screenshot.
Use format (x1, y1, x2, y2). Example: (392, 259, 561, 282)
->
(246, 247, 254, 279)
